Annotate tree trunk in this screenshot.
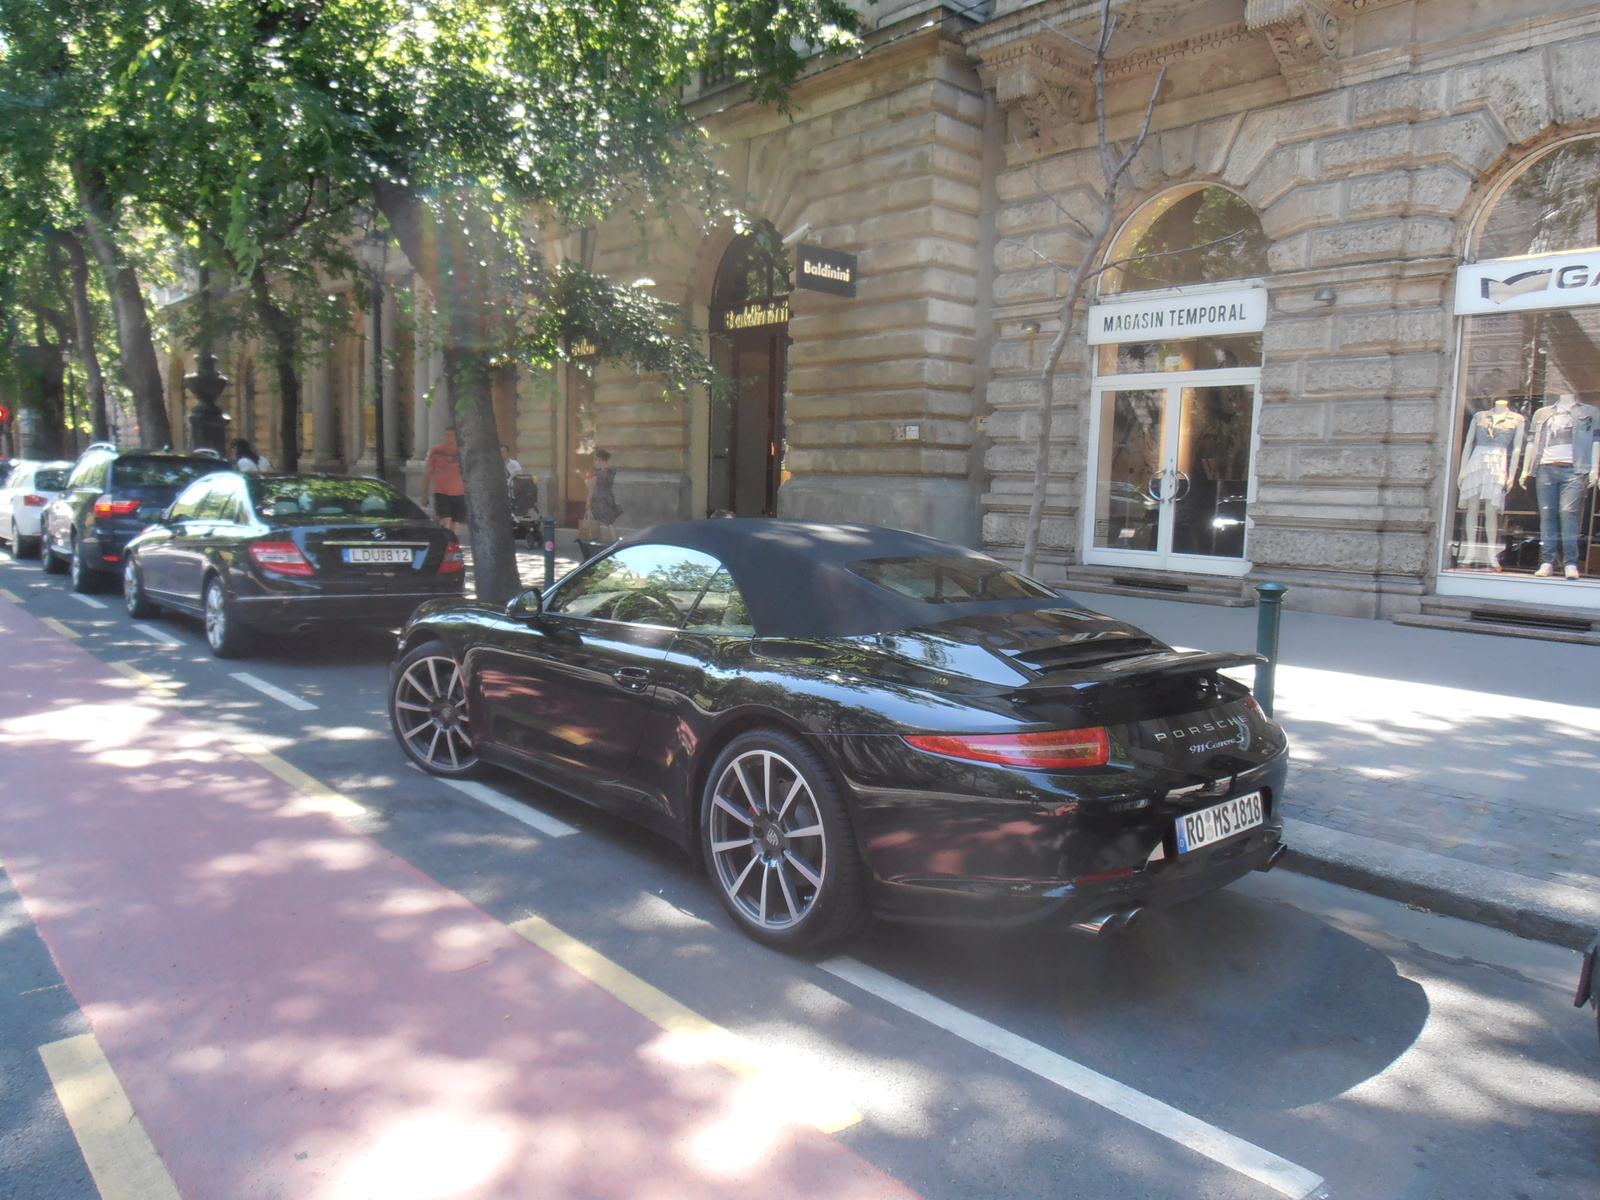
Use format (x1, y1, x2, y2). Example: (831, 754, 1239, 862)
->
(442, 346, 522, 604)
(72, 160, 171, 447)
(54, 228, 110, 442)
(250, 263, 302, 471)
(377, 180, 522, 606)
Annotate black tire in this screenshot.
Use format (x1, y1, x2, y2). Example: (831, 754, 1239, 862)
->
(389, 640, 479, 777)
(202, 575, 251, 658)
(700, 728, 866, 951)
(14, 534, 39, 559)
(41, 527, 66, 574)
(123, 556, 159, 618)
(69, 537, 103, 594)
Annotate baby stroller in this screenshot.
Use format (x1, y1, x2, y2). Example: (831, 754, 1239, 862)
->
(508, 473, 541, 549)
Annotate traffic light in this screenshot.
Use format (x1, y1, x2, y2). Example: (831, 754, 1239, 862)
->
(0, 406, 11, 423)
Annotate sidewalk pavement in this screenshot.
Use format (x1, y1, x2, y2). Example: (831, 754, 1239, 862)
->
(1062, 589, 1600, 949)
(0, 602, 913, 1200)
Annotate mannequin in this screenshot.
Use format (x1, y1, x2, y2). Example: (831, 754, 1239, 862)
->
(1520, 392, 1600, 579)
(1456, 396, 1525, 570)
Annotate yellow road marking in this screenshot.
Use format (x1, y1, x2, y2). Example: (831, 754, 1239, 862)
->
(108, 662, 365, 821)
(39, 616, 80, 640)
(510, 912, 862, 1133)
(229, 742, 368, 820)
(0, 587, 22, 602)
(38, 1033, 182, 1200)
(108, 661, 178, 700)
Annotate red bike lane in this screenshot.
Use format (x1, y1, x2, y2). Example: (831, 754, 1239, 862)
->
(0, 604, 918, 1200)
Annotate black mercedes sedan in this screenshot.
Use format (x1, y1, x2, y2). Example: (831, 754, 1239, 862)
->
(125, 473, 464, 657)
(389, 521, 1288, 949)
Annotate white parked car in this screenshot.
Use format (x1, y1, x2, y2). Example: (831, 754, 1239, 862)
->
(0, 460, 74, 558)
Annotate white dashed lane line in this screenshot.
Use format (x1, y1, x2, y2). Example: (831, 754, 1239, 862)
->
(132, 623, 185, 647)
(228, 671, 319, 711)
(818, 957, 1325, 1200)
(68, 593, 109, 610)
(440, 777, 579, 838)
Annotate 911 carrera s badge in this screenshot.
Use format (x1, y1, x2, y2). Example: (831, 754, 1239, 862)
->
(1152, 715, 1252, 754)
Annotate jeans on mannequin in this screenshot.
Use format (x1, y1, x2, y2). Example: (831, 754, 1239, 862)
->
(1535, 462, 1585, 566)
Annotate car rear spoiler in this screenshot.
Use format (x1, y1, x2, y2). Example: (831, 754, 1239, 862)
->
(1006, 649, 1267, 699)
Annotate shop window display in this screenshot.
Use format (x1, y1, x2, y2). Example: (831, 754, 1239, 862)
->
(1449, 138, 1600, 582)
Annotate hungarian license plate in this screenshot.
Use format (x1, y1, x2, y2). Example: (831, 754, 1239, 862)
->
(1175, 791, 1263, 854)
(342, 546, 417, 565)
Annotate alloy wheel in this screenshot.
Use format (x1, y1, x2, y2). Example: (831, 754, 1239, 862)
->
(204, 581, 228, 651)
(708, 749, 827, 930)
(393, 655, 476, 771)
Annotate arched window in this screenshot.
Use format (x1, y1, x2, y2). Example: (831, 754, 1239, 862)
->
(1474, 138, 1600, 261)
(710, 221, 791, 309)
(1100, 186, 1270, 296)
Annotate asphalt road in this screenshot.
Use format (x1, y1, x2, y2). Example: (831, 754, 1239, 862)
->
(0, 550, 1596, 1200)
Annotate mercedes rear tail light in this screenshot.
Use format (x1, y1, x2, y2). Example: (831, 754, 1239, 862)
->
(439, 545, 464, 574)
(92, 497, 140, 518)
(903, 727, 1110, 770)
(249, 540, 314, 577)
(22, 494, 46, 507)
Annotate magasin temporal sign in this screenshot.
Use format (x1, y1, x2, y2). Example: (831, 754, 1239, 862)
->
(1455, 250, 1600, 315)
(794, 244, 857, 298)
(1086, 286, 1268, 345)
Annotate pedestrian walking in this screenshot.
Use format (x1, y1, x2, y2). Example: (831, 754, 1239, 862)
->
(231, 438, 272, 474)
(423, 427, 467, 535)
(580, 448, 621, 548)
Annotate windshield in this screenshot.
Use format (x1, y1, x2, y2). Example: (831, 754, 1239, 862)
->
(33, 468, 69, 490)
(249, 476, 427, 521)
(848, 555, 1057, 604)
(110, 458, 226, 489)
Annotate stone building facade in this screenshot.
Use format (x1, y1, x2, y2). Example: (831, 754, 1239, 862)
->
(180, 0, 1600, 634)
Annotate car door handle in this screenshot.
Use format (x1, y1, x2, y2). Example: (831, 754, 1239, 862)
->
(612, 667, 651, 690)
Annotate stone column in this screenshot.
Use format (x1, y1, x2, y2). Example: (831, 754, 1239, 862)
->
(306, 341, 338, 470)
(381, 284, 401, 475)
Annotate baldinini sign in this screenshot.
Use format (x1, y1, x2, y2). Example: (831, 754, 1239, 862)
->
(1455, 249, 1600, 315)
(1086, 286, 1268, 345)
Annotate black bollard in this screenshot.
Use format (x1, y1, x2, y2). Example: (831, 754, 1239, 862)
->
(542, 517, 557, 589)
(1252, 581, 1287, 717)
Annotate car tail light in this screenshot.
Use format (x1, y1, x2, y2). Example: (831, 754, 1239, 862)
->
(249, 540, 314, 577)
(439, 545, 464, 574)
(903, 727, 1110, 770)
(22, 493, 47, 507)
(93, 497, 140, 518)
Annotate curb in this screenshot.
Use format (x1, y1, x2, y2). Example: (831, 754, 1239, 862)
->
(1279, 818, 1600, 950)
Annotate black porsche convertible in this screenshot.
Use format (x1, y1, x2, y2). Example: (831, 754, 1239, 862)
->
(389, 521, 1288, 949)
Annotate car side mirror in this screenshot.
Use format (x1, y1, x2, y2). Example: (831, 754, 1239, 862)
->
(506, 587, 543, 621)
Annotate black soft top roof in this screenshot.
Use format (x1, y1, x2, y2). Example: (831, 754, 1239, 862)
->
(617, 519, 1079, 638)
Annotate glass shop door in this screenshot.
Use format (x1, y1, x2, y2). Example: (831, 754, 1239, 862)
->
(1085, 370, 1260, 575)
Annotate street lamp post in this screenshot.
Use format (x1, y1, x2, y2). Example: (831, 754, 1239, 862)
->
(185, 355, 231, 453)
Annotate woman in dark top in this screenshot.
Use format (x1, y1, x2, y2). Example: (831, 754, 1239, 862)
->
(583, 449, 621, 547)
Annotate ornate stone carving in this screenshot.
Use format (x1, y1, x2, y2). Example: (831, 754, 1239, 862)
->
(977, 34, 1096, 148)
(1247, 0, 1341, 96)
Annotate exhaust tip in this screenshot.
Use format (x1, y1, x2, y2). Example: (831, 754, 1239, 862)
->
(1256, 843, 1288, 873)
(1070, 907, 1144, 938)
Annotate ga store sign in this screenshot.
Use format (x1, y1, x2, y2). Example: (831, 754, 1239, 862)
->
(1455, 249, 1600, 315)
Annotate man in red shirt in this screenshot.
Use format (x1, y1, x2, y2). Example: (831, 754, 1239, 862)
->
(422, 427, 466, 534)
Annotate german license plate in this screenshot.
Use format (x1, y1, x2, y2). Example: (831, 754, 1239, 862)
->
(342, 546, 417, 565)
(1175, 791, 1263, 854)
